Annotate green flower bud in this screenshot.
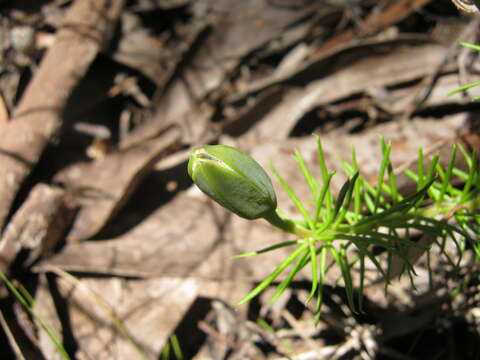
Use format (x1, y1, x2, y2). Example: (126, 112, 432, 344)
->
(188, 145, 277, 220)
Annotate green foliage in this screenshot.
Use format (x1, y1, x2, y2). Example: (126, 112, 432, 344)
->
(161, 334, 183, 360)
(0, 270, 71, 360)
(189, 137, 480, 320)
(448, 42, 480, 100)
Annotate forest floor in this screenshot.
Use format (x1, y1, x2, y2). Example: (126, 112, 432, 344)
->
(1, 0, 480, 359)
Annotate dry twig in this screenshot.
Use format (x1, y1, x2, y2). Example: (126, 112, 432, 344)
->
(0, 0, 125, 230)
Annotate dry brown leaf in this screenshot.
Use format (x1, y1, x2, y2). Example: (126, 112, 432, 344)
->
(120, 0, 321, 148)
(0, 184, 75, 273)
(0, 0, 125, 230)
(54, 125, 181, 242)
(35, 273, 198, 359)
(0, 92, 8, 129)
(240, 41, 448, 143)
(34, 274, 64, 360)
(314, 0, 433, 54)
(113, 11, 207, 88)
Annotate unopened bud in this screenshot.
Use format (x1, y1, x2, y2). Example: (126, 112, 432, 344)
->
(188, 145, 277, 220)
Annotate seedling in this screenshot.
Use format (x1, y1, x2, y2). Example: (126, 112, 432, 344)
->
(188, 137, 479, 320)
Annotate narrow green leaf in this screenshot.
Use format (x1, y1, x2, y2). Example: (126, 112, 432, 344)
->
(316, 135, 329, 181)
(452, 167, 469, 181)
(271, 164, 313, 228)
(358, 254, 365, 312)
(314, 172, 334, 226)
(348, 149, 363, 221)
(363, 190, 375, 214)
(387, 158, 398, 204)
(0, 272, 30, 314)
(448, 80, 480, 96)
(341, 161, 355, 176)
(417, 147, 424, 189)
(332, 177, 350, 220)
(330, 246, 356, 312)
(460, 150, 478, 203)
(316, 136, 334, 217)
(335, 172, 359, 225)
(363, 247, 388, 280)
(458, 143, 473, 168)
(355, 177, 435, 231)
(339, 232, 426, 251)
(314, 247, 328, 323)
(424, 154, 439, 201)
(271, 247, 310, 304)
(294, 150, 319, 199)
(373, 138, 391, 213)
(0, 271, 71, 360)
(17, 283, 35, 307)
(459, 41, 480, 51)
(306, 243, 319, 303)
(233, 240, 299, 258)
(256, 318, 276, 333)
(170, 334, 183, 360)
(238, 244, 308, 305)
(438, 145, 457, 203)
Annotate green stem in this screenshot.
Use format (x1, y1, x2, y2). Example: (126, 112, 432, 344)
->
(263, 209, 313, 237)
(419, 196, 480, 218)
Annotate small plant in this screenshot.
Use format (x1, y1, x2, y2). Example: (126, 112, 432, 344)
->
(188, 138, 480, 321)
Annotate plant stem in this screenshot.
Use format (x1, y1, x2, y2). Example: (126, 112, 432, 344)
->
(263, 209, 313, 237)
(419, 196, 480, 218)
